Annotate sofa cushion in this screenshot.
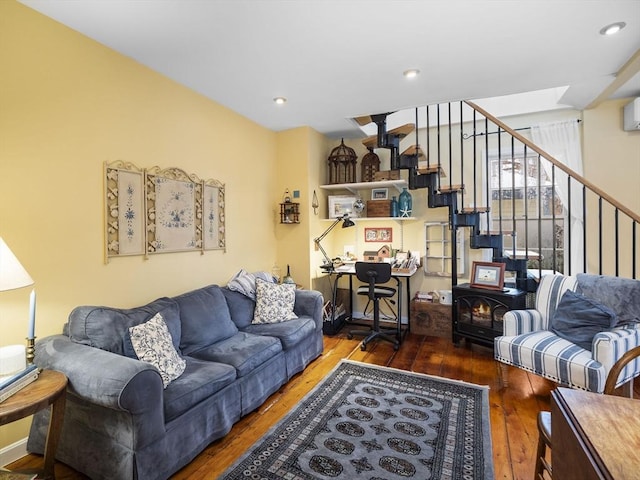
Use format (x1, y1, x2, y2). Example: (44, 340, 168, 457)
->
(227, 269, 276, 300)
(163, 357, 237, 421)
(127, 313, 186, 388)
(191, 332, 282, 377)
(174, 285, 238, 355)
(551, 290, 617, 351)
(221, 287, 256, 329)
(242, 317, 316, 350)
(67, 297, 181, 356)
(252, 279, 298, 324)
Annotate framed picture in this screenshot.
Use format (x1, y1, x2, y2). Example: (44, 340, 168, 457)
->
(364, 227, 393, 242)
(371, 188, 389, 200)
(470, 261, 506, 290)
(328, 195, 357, 218)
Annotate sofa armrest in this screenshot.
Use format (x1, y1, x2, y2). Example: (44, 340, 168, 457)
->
(502, 309, 547, 336)
(593, 326, 640, 378)
(35, 335, 164, 414)
(294, 289, 324, 331)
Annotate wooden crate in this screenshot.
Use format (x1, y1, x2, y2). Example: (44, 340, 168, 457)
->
(373, 170, 400, 181)
(410, 299, 452, 338)
(366, 200, 391, 217)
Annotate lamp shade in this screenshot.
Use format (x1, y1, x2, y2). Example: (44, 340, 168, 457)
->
(0, 237, 34, 292)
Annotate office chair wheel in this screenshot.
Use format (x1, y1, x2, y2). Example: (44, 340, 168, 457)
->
(393, 343, 399, 351)
(347, 333, 353, 340)
(360, 342, 367, 351)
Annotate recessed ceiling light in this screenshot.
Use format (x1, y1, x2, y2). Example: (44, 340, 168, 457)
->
(273, 97, 287, 105)
(403, 69, 420, 79)
(600, 22, 626, 36)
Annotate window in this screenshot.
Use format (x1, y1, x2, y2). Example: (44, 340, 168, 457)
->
(487, 150, 564, 272)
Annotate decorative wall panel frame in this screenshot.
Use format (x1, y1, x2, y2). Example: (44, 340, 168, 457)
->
(105, 161, 146, 260)
(104, 161, 225, 263)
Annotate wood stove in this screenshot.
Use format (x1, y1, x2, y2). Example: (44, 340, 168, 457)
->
(452, 283, 526, 347)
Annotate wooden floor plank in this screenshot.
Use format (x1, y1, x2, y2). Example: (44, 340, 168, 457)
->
(7, 332, 554, 480)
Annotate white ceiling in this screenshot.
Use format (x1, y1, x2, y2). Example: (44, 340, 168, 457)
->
(19, 0, 640, 138)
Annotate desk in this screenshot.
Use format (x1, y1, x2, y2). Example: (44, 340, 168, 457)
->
(0, 370, 67, 479)
(324, 264, 418, 342)
(551, 387, 640, 479)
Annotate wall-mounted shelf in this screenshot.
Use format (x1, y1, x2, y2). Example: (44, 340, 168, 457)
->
(319, 179, 407, 194)
(321, 217, 415, 222)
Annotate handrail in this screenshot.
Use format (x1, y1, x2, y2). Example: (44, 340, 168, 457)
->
(465, 100, 640, 224)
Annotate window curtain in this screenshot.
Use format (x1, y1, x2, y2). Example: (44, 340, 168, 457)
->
(531, 120, 584, 274)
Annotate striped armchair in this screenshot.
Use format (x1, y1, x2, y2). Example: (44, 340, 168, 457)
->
(494, 273, 640, 392)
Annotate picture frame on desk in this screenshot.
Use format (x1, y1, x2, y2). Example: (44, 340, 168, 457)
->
(470, 261, 506, 291)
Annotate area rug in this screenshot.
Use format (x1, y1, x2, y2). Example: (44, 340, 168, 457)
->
(221, 360, 493, 479)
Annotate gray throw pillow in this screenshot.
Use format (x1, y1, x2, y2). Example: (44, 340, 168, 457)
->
(550, 290, 617, 351)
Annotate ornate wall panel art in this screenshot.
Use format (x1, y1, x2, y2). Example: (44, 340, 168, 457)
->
(104, 161, 225, 263)
(105, 161, 145, 259)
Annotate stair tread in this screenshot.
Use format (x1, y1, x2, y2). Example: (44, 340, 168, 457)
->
(401, 144, 425, 158)
(438, 184, 464, 193)
(477, 230, 516, 236)
(352, 112, 395, 126)
(388, 123, 415, 136)
(504, 249, 542, 260)
(417, 165, 447, 177)
(362, 123, 415, 148)
(461, 207, 489, 213)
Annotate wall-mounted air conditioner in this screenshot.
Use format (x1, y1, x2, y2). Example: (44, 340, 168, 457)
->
(623, 98, 640, 131)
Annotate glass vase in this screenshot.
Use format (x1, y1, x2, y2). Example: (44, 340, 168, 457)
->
(399, 188, 412, 217)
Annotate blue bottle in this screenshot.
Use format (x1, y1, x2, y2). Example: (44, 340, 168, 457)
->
(390, 196, 398, 217)
(399, 188, 412, 217)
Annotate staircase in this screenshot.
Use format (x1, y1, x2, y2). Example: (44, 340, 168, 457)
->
(359, 100, 640, 288)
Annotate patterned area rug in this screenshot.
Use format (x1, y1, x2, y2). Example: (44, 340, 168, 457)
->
(221, 360, 493, 479)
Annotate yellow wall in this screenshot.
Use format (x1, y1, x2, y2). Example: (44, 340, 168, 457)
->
(0, 1, 283, 447)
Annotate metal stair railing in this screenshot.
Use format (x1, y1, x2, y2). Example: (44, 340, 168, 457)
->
(406, 100, 639, 285)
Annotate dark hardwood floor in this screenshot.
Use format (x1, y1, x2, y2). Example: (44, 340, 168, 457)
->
(8, 332, 557, 479)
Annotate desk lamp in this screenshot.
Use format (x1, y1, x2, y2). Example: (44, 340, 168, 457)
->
(0, 237, 35, 370)
(314, 214, 355, 272)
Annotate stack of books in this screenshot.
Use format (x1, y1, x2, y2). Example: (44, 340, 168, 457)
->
(0, 365, 39, 403)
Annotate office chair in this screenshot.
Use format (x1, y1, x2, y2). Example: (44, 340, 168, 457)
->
(348, 261, 399, 351)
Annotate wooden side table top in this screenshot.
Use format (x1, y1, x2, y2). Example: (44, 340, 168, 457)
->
(552, 387, 640, 479)
(0, 369, 67, 425)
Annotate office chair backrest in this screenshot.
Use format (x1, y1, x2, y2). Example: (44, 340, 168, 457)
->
(355, 262, 392, 300)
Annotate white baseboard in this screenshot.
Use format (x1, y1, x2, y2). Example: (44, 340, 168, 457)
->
(0, 437, 28, 468)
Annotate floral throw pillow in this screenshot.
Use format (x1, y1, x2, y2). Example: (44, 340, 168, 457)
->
(252, 278, 298, 324)
(128, 312, 186, 388)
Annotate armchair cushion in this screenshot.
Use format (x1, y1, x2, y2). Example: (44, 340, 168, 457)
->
(550, 290, 617, 351)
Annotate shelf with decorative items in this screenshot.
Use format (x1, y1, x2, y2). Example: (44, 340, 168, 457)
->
(319, 179, 407, 195)
(320, 179, 415, 221)
(279, 202, 300, 224)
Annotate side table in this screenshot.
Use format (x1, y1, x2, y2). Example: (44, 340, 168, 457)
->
(0, 370, 67, 479)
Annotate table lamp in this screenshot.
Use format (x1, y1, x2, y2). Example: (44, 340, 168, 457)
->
(313, 214, 355, 272)
(0, 237, 35, 369)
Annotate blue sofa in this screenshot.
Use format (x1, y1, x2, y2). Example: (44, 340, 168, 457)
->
(27, 283, 324, 480)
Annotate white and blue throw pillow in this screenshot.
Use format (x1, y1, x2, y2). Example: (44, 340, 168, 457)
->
(252, 278, 298, 324)
(128, 312, 186, 388)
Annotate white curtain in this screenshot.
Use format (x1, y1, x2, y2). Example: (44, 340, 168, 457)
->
(531, 120, 584, 274)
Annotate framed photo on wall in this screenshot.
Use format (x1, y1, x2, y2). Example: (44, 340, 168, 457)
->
(328, 195, 357, 218)
(371, 188, 389, 200)
(364, 227, 393, 242)
(470, 261, 506, 290)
